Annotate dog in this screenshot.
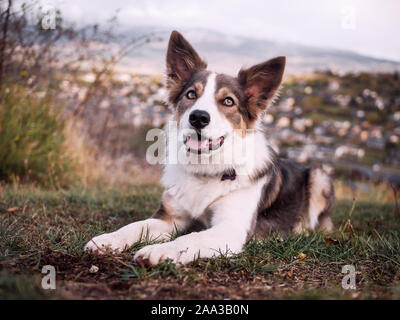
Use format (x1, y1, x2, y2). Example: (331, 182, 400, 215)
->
(85, 31, 335, 266)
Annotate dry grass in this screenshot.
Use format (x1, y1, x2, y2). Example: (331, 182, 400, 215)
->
(0, 183, 399, 300)
(63, 120, 162, 189)
(334, 180, 398, 203)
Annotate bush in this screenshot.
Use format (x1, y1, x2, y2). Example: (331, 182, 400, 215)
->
(0, 85, 74, 187)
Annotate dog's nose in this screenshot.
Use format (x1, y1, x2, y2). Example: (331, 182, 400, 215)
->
(189, 110, 210, 130)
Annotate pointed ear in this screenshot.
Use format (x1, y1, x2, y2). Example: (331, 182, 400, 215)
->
(166, 31, 207, 104)
(238, 56, 285, 119)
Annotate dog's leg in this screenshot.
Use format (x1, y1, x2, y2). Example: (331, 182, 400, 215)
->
(84, 194, 189, 253)
(134, 183, 262, 266)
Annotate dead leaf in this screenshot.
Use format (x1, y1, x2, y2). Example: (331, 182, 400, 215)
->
(344, 219, 355, 233)
(297, 252, 307, 260)
(7, 207, 20, 212)
(325, 237, 340, 245)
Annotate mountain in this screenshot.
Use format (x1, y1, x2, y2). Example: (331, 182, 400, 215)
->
(118, 27, 400, 75)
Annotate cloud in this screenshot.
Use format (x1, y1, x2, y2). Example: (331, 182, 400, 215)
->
(37, 0, 400, 61)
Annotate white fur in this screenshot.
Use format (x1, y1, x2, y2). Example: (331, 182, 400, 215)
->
(133, 176, 266, 265)
(84, 218, 179, 252)
(308, 168, 330, 229)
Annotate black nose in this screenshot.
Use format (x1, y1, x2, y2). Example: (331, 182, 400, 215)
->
(189, 110, 210, 130)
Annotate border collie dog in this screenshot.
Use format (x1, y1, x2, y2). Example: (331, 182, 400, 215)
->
(85, 31, 335, 266)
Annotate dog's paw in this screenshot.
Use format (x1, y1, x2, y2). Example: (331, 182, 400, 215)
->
(134, 242, 198, 266)
(84, 232, 127, 254)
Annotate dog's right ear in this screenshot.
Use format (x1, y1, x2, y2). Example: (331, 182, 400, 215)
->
(166, 31, 207, 105)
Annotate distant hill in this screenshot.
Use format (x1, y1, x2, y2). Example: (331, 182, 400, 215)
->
(118, 27, 400, 76)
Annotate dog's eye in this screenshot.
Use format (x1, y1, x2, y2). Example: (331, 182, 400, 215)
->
(222, 97, 234, 106)
(186, 90, 197, 100)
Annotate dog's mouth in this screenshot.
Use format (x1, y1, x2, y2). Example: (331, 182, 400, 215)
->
(184, 133, 225, 154)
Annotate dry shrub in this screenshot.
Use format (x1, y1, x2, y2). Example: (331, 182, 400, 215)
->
(334, 180, 397, 203)
(63, 120, 161, 189)
(0, 85, 74, 188)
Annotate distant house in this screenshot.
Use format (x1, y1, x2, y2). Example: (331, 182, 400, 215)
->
(366, 137, 386, 150)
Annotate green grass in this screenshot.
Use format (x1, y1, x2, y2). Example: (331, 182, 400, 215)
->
(0, 85, 74, 188)
(0, 184, 399, 299)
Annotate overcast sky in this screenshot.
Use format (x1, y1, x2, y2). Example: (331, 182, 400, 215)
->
(38, 0, 400, 61)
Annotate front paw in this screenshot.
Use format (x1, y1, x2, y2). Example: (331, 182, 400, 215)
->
(134, 242, 198, 266)
(84, 232, 127, 254)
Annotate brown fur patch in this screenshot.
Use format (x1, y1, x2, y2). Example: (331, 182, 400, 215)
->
(215, 74, 251, 132)
(152, 196, 175, 223)
(215, 87, 243, 129)
(194, 81, 204, 96)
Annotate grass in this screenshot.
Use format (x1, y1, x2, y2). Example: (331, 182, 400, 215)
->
(0, 183, 399, 299)
(0, 85, 74, 188)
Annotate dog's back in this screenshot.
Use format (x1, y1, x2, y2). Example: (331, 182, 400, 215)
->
(254, 155, 335, 237)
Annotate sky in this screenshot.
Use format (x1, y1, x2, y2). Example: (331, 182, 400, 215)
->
(34, 0, 400, 61)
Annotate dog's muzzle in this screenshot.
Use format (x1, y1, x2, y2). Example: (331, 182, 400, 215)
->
(184, 132, 225, 154)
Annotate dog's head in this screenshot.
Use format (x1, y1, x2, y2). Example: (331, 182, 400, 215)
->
(165, 31, 285, 173)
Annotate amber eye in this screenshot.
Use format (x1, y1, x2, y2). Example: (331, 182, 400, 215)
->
(222, 97, 234, 106)
(186, 90, 197, 100)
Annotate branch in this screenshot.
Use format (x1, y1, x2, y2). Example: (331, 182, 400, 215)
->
(0, 0, 12, 89)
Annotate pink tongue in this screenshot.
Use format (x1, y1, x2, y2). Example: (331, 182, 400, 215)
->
(186, 136, 208, 150)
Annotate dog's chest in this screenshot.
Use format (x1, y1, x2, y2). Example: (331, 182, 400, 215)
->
(162, 165, 246, 218)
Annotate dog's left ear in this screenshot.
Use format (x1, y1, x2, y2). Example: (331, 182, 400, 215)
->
(238, 56, 285, 119)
